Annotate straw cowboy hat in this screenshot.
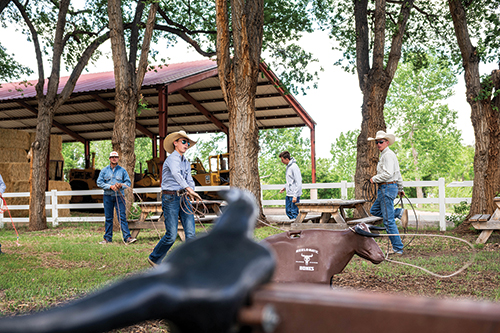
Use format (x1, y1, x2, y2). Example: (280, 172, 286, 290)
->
(163, 130, 197, 154)
(367, 130, 396, 146)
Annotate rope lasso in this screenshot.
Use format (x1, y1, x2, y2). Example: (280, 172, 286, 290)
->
(349, 227, 477, 279)
(0, 196, 21, 246)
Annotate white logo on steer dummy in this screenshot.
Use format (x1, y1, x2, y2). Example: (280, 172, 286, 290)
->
(295, 248, 319, 272)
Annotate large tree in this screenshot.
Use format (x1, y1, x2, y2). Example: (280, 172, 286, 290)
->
(215, 0, 265, 217)
(8, 0, 110, 230)
(448, 0, 500, 219)
(107, 0, 158, 206)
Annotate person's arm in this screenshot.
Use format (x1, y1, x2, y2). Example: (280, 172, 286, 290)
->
(371, 154, 395, 183)
(0, 174, 6, 196)
(96, 168, 111, 190)
(165, 156, 190, 189)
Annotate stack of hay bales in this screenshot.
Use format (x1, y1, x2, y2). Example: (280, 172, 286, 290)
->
(0, 128, 71, 218)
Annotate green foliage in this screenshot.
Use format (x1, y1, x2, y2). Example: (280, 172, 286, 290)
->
(447, 201, 470, 228)
(384, 51, 473, 182)
(0, 43, 33, 83)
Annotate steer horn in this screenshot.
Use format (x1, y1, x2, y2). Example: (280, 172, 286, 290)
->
(368, 225, 386, 231)
(354, 224, 382, 237)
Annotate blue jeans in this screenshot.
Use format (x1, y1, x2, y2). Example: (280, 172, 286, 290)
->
(370, 183, 404, 252)
(149, 194, 196, 264)
(285, 196, 300, 219)
(103, 194, 132, 242)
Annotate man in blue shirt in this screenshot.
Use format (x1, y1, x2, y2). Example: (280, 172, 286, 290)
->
(96, 151, 136, 244)
(148, 131, 201, 266)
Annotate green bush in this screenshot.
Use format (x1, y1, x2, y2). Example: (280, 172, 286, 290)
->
(447, 201, 470, 228)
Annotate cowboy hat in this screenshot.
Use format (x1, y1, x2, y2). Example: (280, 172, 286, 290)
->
(163, 130, 197, 154)
(367, 130, 396, 146)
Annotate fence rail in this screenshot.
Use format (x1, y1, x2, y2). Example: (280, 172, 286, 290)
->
(0, 178, 472, 231)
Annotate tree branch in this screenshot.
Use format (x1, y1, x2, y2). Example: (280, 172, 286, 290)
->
(129, 0, 145, 73)
(0, 0, 11, 14)
(385, 0, 414, 78)
(153, 24, 216, 57)
(12, 0, 44, 96)
(136, 1, 159, 91)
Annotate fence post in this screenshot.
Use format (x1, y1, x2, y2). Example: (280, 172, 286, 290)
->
(439, 178, 446, 231)
(310, 188, 318, 200)
(341, 181, 348, 199)
(51, 189, 59, 227)
(0, 210, 3, 229)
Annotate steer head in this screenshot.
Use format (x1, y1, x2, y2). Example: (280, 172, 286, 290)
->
(352, 223, 385, 264)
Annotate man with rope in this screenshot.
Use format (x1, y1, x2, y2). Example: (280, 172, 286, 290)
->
(148, 131, 202, 267)
(368, 131, 407, 255)
(96, 151, 136, 245)
(0, 173, 5, 254)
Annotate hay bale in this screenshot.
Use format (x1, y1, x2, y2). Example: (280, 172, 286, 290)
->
(49, 135, 64, 161)
(0, 128, 30, 150)
(48, 180, 72, 217)
(2, 148, 29, 163)
(5, 181, 30, 217)
(0, 163, 30, 183)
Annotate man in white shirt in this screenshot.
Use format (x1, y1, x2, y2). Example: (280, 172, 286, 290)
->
(369, 131, 406, 255)
(279, 151, 302, 219)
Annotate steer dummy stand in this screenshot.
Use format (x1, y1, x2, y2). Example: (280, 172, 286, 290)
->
(263, 224, 385, 284)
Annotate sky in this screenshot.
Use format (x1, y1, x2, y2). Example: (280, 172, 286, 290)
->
(0, 26, 491, 159)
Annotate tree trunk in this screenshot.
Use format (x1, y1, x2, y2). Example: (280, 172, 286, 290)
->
(28, 101, 55, 230)
(353, 0, 413, 202)
(215, 0, 265, 220)
(107, 0, 158, 214)
(448, 0, 500, 221)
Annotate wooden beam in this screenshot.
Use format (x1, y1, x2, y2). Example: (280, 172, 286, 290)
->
(91, 94, 155, 138)
(16, 101, 87, 143)
(178, 89, 228, 134)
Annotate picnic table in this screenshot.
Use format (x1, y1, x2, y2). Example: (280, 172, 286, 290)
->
(470, 197, 500, 244)
(128, 200, 224, 240)
(291, 199, 383, 230)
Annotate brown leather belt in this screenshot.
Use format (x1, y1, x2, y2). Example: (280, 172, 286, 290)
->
(162, 189, 186, 196)
(379, 181, 397, 185)
(162, 190, 178, 195)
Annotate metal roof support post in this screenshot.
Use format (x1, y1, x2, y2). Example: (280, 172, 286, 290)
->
(158, 85, 168, 162)
(152, 135, 158, 158)
(310, 125, 317, 200)
(84, 140, 90, 169)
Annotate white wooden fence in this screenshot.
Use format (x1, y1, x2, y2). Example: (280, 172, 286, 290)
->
(0, 178, 473, 231)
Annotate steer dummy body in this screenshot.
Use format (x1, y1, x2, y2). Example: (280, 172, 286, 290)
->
(263, 223, 385, 284)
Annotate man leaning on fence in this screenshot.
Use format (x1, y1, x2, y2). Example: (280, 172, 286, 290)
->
(96, 151, 136, 245)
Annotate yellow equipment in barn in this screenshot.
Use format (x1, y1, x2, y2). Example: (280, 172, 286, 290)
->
(191, 153, 229, 199)
(134, 157, 162, 200)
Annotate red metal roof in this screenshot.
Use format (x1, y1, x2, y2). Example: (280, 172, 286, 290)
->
(0, 59, 217, 101)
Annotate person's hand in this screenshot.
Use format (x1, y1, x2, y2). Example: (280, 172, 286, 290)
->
(110, 185, 117, 191)
(115, 183, 122, 189)
(186, 187, 202, 201)
(399, 190, 405, 197)
(370, 178, 374, 184)
(279, 188, 285, 194)
(292, 196, 297, 203)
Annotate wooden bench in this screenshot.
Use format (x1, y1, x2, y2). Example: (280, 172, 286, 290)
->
(292, 200, 381, 230)
(470, 197, 500, 244)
